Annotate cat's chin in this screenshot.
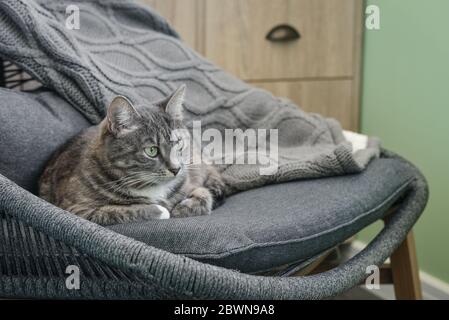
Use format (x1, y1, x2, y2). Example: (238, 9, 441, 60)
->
(160, 176, 180, 183)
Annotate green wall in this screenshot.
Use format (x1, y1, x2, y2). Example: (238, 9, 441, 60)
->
(360, 0, 449, 283)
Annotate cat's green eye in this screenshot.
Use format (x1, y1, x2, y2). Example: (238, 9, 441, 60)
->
(144, 146, 159, 158)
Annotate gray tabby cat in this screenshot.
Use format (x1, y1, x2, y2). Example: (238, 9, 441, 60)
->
(39, 85, 226, 225)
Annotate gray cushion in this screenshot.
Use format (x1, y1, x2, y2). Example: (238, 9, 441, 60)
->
(0, 88, 414, 273)
(110, 158, 414, 273)
(0, 88, 90, 193)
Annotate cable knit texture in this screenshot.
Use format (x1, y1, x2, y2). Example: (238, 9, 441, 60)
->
(0, 0, 380, 193)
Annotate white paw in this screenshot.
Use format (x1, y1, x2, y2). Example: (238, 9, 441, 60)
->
(155, 205, 170, 220)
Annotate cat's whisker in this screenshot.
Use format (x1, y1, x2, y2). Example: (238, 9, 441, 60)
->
(98, 173, 142, 188)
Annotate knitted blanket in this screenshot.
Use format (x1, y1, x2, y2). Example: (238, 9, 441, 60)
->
(0, 0, 379, 194)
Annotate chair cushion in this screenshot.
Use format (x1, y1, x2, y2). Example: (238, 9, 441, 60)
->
(109, 158, 415, 273)
(0, 88, 90, 193)
(0, 88, 415, 273)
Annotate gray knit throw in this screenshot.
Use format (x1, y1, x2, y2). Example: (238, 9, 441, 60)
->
(0, 0, 379, 193)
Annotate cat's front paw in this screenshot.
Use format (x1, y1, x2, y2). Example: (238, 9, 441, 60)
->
(155, 205, 171, 220)
(172, 198, 211, 218)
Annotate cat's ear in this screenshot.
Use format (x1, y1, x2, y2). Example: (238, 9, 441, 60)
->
(159, 85, 186, 121)
(106, 96, 139, 136)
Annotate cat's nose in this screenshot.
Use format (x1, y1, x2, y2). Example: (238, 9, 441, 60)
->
(169, 167, 180, 176)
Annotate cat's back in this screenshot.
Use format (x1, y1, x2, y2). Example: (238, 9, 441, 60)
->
(39, 126, 97, 203)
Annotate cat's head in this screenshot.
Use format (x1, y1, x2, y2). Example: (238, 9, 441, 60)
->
(99, 85, 189, 187)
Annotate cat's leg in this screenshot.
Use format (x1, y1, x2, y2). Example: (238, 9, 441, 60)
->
(171, 187, 213, 218)
(72, 203, 170, 225)
(204, 167, 227, 209)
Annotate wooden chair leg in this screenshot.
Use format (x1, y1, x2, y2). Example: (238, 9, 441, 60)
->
(390, 231, 423, 300)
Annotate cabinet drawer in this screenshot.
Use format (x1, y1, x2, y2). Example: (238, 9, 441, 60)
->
(253, 80, 357, 130)
(205, 0, 356, 80)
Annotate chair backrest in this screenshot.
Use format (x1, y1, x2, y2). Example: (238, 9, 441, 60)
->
(0, 58, 42, 91)
(0, 62, 89, 193)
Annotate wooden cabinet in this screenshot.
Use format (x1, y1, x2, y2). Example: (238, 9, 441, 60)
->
(204, 0, 356, 80)
(255, 80, 355, 130)
(139, 0, 363, 131)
